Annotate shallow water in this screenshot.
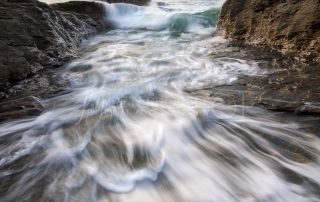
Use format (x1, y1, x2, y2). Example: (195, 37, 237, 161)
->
(1, 1, 320, 201)
(40, 0, 91, 3)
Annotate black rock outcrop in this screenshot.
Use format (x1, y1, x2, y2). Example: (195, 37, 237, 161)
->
(0, 0, 108, 85)
(0, 0, 151, 121)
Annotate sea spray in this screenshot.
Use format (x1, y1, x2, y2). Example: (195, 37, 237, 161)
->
(102, 2, 220, 35)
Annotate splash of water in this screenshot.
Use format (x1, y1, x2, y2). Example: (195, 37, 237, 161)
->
(102, 2, 220, 35)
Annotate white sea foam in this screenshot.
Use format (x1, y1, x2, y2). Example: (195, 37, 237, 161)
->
(1, 1, 320, 202)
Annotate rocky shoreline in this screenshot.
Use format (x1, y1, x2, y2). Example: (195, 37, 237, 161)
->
(0, 0, 319, 123)
(0, 0, 150, 122)
(0, 0, 152, 101)
(189, 44, 320, 115)
(0, 0, 108, 86)
(202, 0, 320, 115)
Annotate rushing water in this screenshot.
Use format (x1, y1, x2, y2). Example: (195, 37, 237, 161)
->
(1, 1, 320, 201)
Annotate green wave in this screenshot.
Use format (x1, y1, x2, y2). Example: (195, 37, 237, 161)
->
(168, 8, 220, 35)
(195, 8, 221, 27)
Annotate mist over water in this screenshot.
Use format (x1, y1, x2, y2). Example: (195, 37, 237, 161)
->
(1, 1, 320, 202)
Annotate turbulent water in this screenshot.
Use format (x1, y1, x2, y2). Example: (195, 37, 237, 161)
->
(1, 1, 320, 201)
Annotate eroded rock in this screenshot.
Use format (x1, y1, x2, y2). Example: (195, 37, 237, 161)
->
(218, 0, 320, 62)
(0, 0, 108, 85)
(214, 0, 320, 114)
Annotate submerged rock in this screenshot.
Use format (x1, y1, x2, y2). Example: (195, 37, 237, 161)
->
(0, 96, 44, 123)
(218, 0, 320, 62)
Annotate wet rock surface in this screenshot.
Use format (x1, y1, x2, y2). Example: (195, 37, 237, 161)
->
(214, 0, 320, 114)
(0, 0, 107, 85)
(1, 0, 318, 123)
(0, 96, 44, 123)
(189, 45, 320, 114)
(0, 66, 72, 122)
(0, 67, 70, 101)
(218, 0, 320, 62)
(0, 0, 151, 122)
(0, 0, 108, 121)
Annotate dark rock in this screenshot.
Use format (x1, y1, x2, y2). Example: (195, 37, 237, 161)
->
(215, 0, 320, 114)
(188, 46, 320, 115)
(52, 1, 109, 30)
(0, 65, 71, 101)
(0, 96, 44, 123)
(68, 64, 93, 72)
(218, 0, 320, 62)
(157, 2, 167, 6)
(0, 0, 150, 123)
(0, 0, 108, 85)
(0, 0, 151, 90)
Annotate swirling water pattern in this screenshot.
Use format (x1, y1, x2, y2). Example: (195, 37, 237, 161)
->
(1, 1, 320, 201)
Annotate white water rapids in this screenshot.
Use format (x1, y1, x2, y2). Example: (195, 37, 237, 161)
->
(1, 1, 320, 201)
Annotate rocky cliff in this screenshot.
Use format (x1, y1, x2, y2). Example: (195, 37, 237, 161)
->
(0, 0, 108, 85)
(218, 0, 320, 62)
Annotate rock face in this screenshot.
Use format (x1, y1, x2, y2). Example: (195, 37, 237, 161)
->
(190, 46, 320, 114)
(0, 0, 151, 121)
(218, 0, 320, 62)
(0, 0, 108, 85)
